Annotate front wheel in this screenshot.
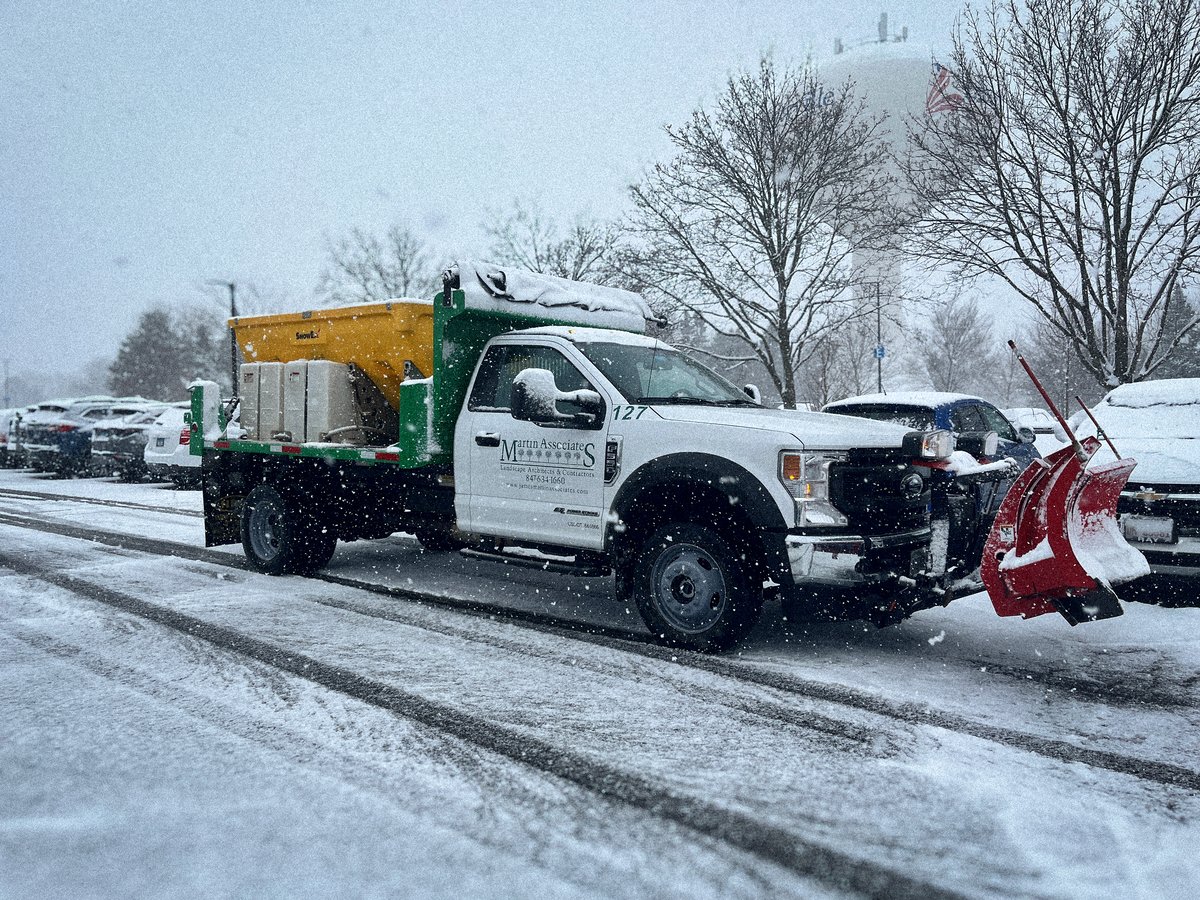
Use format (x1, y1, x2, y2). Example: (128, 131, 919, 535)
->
(241, 484, 336, 576)
(633, 523, 763, 652)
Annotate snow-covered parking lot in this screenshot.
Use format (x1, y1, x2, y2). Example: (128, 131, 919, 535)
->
(2, 468, 1198, 898)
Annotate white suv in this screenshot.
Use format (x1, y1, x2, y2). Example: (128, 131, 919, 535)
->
(143, 406, 199, 487)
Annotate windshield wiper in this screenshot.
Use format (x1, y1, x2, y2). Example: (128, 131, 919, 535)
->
(637, 396, 719, 406)
(636, 396, 758, 407)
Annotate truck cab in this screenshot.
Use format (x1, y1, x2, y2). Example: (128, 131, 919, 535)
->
(454, 324, 950, 646)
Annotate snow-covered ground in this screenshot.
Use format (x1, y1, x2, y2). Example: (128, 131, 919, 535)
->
(2, 469, 1198, 898)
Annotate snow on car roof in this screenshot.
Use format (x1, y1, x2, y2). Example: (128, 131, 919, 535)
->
(1078, 379, 1200, 482)
(1081, 378, 1200, 440)
(1004, 407, 1051, 417)
(450, 261, 652, 333)
(1100, 378, 1200, 408)
(825, 391, 982, 409)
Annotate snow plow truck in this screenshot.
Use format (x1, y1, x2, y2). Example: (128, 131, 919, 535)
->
(189, 262, 1148, 651)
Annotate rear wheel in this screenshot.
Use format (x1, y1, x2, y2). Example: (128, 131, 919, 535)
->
(241, 484, 337, 576)
(633, 523, 763, 652)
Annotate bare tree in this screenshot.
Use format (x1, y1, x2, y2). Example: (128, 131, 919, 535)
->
(485, 201, 622, 284)
(622, 57, 899, 408)
(1155, 285, 1200, 378)
(909, 290, 1002, 395)
(317, 225, 438, 304)
(1014, 317, 1107, 413)
(798, 311, 891, 407)
(905, 0, 1200, 387)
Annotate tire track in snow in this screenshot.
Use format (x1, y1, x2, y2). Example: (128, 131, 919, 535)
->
(0, 488, 1186, 709)
(0, 486, 204, 518)
(0, 548, 960, 900)
(2, 509, 1198, 794)
(0, 602, 817, 899)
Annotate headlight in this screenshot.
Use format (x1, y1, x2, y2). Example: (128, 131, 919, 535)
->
(903, 429, 955, 460)
(779, 451, 849, 527)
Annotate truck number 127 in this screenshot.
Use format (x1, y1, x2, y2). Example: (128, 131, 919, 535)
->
(612, 405, 648, 421)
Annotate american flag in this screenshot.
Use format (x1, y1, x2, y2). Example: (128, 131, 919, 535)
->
(926, 62, 964, 115)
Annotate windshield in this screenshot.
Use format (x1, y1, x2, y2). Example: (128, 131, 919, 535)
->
(1085, 401, 1200, 440)
(575, 341, 754, 406)
(826, 403, 936, 431)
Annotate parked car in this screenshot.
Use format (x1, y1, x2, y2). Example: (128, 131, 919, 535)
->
(3, 404, 38, 468)
(143, 405, 201, 487)
(91, 405, 173, 480)
(24, 398, 155, 477)
(1074, 378, 1200, 600)
(18, 399, 80, 472)
(0, 408, 19, 467)
(1004, 406, 1067, 455)
(823, 392, 1042, 578)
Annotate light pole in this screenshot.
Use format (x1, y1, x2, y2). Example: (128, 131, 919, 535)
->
(874, 282, 884, 393)
(207, 280, 238, 398)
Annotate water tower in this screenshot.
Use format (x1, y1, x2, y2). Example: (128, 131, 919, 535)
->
(819, 14, 955, 386)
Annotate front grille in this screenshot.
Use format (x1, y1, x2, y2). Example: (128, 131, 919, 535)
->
(1119, 489, 1200, 531)
(830, 450, 930, 534)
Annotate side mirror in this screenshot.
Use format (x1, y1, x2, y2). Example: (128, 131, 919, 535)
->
(743, 383, 762, 404)
(956, 430, 1000, 458)
(1018, 426, 1036, 445)
(510, 368, 559, 422)
(510, 368, 603, 427)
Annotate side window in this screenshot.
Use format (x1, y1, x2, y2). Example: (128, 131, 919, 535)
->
(976, 403, 1018, 442)
(83, 408, 110, 420)
(948, 404, 984, 433)
(468, 346, 508, 411)
(468, 345, 595, 417)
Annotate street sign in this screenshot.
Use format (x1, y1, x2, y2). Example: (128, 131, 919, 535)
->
(874, 344, 886, 359)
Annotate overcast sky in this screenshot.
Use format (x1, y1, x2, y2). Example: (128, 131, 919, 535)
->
(1, 1, 963, 385)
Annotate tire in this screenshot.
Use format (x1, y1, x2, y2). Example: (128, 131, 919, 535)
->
(240, 484, 337, 576)
(1117, 573, 1197, 608)
(633, 523, 763, 652)
(119, 461, 144, 483)
(171, 471, 202, 490)
(414, 527, 466, 552)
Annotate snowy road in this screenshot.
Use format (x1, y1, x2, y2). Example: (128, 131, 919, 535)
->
(1, 470, 1198, 898)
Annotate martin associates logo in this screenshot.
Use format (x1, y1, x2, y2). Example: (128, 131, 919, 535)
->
(500, 437, 596, 468)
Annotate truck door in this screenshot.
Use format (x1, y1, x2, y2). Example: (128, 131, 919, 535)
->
(459, 342, 609, 550)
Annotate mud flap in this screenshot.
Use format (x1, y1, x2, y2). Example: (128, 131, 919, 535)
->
(979, 437, 1148, 625)
(201, 452, 247, 548)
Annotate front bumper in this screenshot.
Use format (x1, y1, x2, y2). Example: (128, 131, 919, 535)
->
(26, 447, 58, 468)
(783, 527, 933, 588)
(1129, 535, 1200, 577)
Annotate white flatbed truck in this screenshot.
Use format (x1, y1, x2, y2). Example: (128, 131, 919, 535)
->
(192, 262, 958, 651)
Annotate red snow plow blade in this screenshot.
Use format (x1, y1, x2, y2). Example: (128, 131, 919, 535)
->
(980, 436, 1148, 625)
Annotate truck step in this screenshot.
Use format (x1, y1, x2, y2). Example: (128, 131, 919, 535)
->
(460, 547, 611, 578)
